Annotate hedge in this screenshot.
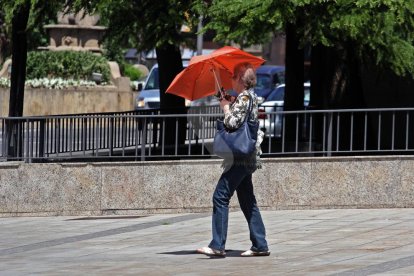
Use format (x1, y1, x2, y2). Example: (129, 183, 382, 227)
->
(26, 51, 111, 82)
(123, 63, 142, 81)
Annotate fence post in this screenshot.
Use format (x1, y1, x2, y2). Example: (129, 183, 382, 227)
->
(38, 118, 45, 159)
(326, 112, 333, 156)
(141, 117, 147, 161)
(6, 119, 24, 161)
(109, 117, 114, 156)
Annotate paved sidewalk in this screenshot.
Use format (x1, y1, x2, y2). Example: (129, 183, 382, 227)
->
(1, 209, 414, 275)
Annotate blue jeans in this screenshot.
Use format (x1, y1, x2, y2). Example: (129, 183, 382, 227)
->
(208, 165, 268, 252)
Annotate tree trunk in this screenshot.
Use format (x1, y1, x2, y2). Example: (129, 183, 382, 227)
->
(284, 22, 304, 151)
(156, 44, 186, 152)
(309, 44, 329, 154)
(341, 42, 369, 152)
(7, 2, 30, 160)
(284, 23, 305, 110)
(309, 45, 337, 109)
(311, 43, 370, 154)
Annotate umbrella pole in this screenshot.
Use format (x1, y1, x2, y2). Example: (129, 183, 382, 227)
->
(211, 68, 224, 98)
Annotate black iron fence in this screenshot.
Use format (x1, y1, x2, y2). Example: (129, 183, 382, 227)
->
(1, 107, 413, 162)
(260, 108, 414, 156)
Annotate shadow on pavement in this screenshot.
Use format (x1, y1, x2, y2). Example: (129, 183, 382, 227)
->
(158, 250, 198, 255)
(158, 249, 245, 258)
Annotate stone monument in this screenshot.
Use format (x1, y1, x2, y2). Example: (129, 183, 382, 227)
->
(38, 10, 130, 88)
(40, 10, 106, 54)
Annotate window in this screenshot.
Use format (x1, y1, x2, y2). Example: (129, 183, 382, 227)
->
(256, 74, 271, 90)
(267, 86, 285, 101)
(144, 68, 159, 90)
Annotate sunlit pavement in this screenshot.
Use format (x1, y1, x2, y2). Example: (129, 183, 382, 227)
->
(2, 209, 414, 275)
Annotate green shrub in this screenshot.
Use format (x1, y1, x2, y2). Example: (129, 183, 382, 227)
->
(123, 63, 142, 81)
(26, 51, 111, 82)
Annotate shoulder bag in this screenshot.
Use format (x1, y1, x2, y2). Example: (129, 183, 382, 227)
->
(213, 93, 259, 159)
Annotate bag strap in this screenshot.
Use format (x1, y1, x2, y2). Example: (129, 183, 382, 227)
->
(243, 90, 254, 123)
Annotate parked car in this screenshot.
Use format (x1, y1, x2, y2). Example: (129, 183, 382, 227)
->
(254, 65, 285, 102)
(186, 95, 220, 107)
(259, 82, 310, 137)
(135, 62, 189, 109)
(135, 64, 160, 109)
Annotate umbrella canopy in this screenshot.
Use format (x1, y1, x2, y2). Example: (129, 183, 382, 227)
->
(166, 46, 265, 101)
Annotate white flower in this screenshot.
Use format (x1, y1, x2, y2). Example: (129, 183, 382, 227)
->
(0, 78, 11, 88)
(0, 77, 105, 89)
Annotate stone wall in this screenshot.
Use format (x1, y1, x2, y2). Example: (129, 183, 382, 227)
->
(0, 86, 137, 116)
(1, 155, 413, 217)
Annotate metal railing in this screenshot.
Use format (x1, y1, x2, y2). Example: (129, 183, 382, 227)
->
(260, 108, 414, 156)
(0, 107, 413, 162)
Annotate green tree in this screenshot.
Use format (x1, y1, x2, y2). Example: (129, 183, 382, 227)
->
(198, 0, 414, 151)
(195, 0, 305, 144)
(2, 0, 201, 157)
(298, 1, 414, 151)
(2, 0, 32, 159)
(199, 0, 414, 107)
(0, 2, 56, 65)
(96, 0, 199, 148)
(0, 0, 91, 159)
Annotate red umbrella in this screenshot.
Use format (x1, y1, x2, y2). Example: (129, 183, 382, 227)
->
(166, 46, 265, 101)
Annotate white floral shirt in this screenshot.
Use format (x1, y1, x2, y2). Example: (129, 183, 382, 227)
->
(222, 88, 264, 170)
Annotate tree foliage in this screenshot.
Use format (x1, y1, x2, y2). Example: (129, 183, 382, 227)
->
(96, 0, 197, 51)
(200, 0, 414, 77)
(0, 10, 10, 65)
(194, 0, 282, 47)
(1, 0, 200, 154)
(0, 1, 60, 62)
